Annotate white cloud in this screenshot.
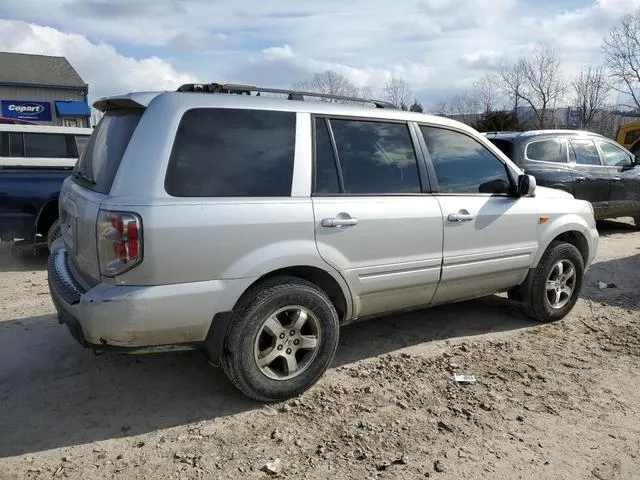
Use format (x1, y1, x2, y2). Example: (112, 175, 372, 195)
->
(1, 0, 639, 105)
(0, 20, 199, 102)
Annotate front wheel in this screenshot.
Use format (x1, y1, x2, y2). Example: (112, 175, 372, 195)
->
(221, 277, 339, 402)
(521, 241, 584, 323)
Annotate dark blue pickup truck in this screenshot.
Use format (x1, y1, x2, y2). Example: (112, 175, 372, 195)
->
(0, 125, 91, 250)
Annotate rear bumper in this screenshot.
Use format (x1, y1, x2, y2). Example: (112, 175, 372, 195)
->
(47, 248, 253, 348)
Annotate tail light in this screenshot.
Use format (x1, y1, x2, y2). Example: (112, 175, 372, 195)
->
(97, 210, 142, 277)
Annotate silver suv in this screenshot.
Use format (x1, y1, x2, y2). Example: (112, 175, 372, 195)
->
(48, 83, 599, 401)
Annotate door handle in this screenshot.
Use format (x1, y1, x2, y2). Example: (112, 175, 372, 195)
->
(321, 215, 358, 228)
(447, 210, 475, 222)
(612, 176, 622, 182)
(575, 176, 586, 182)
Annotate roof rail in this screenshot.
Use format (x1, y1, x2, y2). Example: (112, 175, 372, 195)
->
(176, 83, 397, 109)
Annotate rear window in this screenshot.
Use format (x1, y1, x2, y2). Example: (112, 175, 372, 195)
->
(165, 108, 296, 197)
(74, 110, 142, 193)
(487, 139, 515, 160)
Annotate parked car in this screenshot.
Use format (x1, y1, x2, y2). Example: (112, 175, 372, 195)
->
(48, 84, 598, 401)
(0, 124, 92, 249)
(485, 130, 640, 227)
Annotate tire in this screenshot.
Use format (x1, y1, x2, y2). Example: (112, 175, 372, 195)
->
(634, 216, 640, 230)
(220, 276, 340, 402)
(521, 241, 584, 323)
(46, 219, 61, 252)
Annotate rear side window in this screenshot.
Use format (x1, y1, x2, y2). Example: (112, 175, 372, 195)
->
(525, 139, 566, 163)
(23, 133, 70, 158)
(74, 110, 143, 193)
(569, 139, 601, 166)
(328, 119, 421, 194)
(165, 109, 296, 197)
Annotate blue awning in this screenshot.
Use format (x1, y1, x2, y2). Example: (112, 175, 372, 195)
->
(54, 100, 90, 118)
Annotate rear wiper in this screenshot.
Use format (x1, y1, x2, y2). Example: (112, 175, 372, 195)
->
(72, 169, 95, 185)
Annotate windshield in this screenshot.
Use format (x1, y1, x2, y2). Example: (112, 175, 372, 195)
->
(74, 109, 143, 193)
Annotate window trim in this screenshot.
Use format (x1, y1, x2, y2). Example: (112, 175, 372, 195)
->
(416, 123, 517, 197)
(310, 114, 428, 197)
(524, 138, 569, 164)
(593, 138, 634, 168)
(567, 137, 604, 167)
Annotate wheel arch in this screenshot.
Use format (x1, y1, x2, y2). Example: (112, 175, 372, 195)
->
(238, 265, 352, 323)
(35, 199, 59, 237)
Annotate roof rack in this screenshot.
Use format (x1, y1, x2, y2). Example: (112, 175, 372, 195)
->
(176, 83, 397, 109)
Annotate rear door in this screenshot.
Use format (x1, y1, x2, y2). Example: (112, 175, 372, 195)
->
(567, 137, 610, 219)
(594, 138, 640, 217)
(311, 117, 443, 319)
(418, 125, 538, 305)
(61, 109, 143, 283)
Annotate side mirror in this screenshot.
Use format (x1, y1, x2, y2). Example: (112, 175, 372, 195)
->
(517, 174, 536, 197)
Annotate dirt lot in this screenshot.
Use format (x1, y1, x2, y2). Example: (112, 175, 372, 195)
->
(1, 220, 639, 480)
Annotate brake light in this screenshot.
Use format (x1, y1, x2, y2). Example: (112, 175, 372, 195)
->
(97, 210, 142, 277)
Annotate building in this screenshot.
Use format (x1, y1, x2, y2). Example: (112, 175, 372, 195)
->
(0, 52, 90, 127)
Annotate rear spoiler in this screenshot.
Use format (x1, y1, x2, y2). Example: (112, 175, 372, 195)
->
(93, 92, 162, 112)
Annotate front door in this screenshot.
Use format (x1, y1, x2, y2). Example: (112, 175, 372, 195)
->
(594, 138, 640, 217)
(567, 137, 610, 219)
(417, 125, 538, 304)
(311, 117, 443, 319)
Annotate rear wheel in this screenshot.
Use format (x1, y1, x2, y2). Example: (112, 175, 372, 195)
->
(46, 219, 61, 251)
(221, 276, 339, 402)
(521, 241, 584, 323)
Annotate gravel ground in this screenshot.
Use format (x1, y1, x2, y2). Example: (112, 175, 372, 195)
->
(0, 219, 639, 480)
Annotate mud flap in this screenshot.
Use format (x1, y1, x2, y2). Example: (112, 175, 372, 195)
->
(203, 311, 233, 366)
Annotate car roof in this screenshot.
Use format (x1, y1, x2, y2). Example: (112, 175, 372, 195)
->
(0, 124, 93, 135)
(93, 90, 478, 135)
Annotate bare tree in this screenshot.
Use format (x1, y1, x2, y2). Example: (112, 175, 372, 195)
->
(383, 77, 413, 109)
(295, 70, 359, 101)
(473, 73, 499, 115)
(432, 99, 451, 116)
(602, 8, 640, 111)
(517, 44, 567, 128)
(572, 66, 611, 128)
(497, 60, 526, 113)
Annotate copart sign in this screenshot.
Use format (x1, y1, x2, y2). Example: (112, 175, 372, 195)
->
(1, 100, 52, 121)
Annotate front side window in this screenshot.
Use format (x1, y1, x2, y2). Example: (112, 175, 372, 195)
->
(525, 139, 566, 163)
(569, 139, 601, 166)
(596, 140, 633, 168)
(23, 133, 70, 158)
(420, 126, 512, 194)
(329, 119, 421, 194)
(165, 109, 296, 197)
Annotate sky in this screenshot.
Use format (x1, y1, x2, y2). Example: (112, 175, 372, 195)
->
(1, 0, 639, 108)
